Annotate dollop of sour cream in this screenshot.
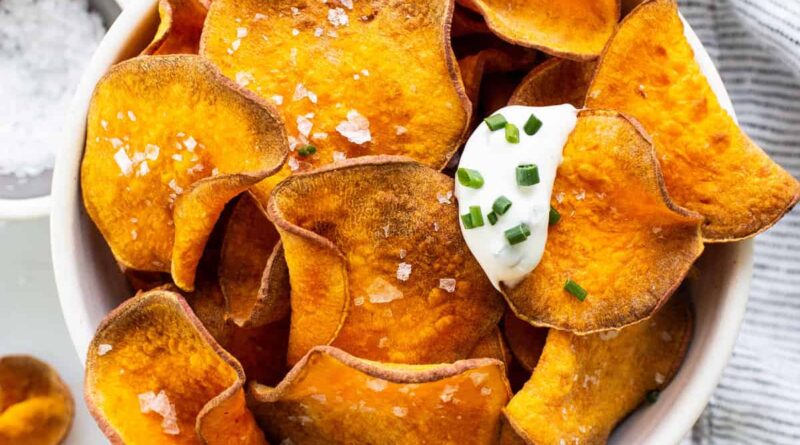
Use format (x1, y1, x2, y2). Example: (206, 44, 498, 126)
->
(455, 104, 578, 290)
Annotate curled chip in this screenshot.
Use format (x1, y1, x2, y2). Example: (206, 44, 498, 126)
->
(85, 290, 267, 444)
(452, 5, 491, 38)
(459, 48, 538, 120)
(505, 110, 703, 333)
(81, 55, 287, 291)
(268, 156, 504, 364)
(502, 312, 547, 372)
(219, 194, 289, 327)
(508, 58, 596, 108)
(502, 293, 693, 444)
(143, 0, 207, 55)
(0, 356, 74, 445)
(248, 346, 511, 444)
(458, 0, 619, 60)
(587, 0, 800, 241)
(201, 0, 470, 203)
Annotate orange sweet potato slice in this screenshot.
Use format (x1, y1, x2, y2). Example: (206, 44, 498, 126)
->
(143, 0, 207, 55)
(502, 312, 547, 373)
(459, 48, 538, 118)
(81, 55, 287, 291)
(508, 58, 596, 107)
(502, 293, 693, 444)
(458, 0, 620, 60)
(268, 156, 505, 364)
(84, 290, 267, 444)
(586, 0, 800, 241)
(200, 0, 470, 204)
(219, 194, 289, 327)
(452, 5, 491, 38)
(0, 356, 74, 445)
(248, 346, 511, 445)
(468, 328, 511, 366)
(505, 110, 703, 333)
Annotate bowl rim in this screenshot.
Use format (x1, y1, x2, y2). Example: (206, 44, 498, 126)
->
(50, 3, 754, 444)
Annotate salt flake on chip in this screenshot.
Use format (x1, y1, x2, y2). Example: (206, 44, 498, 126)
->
(396, 262, 412, 281)
(114, 148, 133, 175)
(336, 109, 371, 144)
(97, 344, 113, 356)
(138, 390, 180, 435)
(327, 7, 349, 27)
(366, 378, 387, 392)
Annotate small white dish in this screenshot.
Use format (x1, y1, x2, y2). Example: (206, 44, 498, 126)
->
(50, 3, 754, 444)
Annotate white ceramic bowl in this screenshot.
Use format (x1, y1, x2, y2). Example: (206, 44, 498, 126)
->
(51, 3, 754, 444)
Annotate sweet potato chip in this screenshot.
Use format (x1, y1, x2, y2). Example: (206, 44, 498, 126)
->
(452, 5, 491, 38)
(201, 0, 470, 204)
(219, 194, 289, 327)
(0, 356, 73, 445)
(468, 328, 511, 365)
(268, 156, 505, 364)
(458, 0, 619, 60)
(586, 0, 800, 241)
(85, 289, 267, 444)
(82, 55, 288, 291)
(505, 110, 703, 333)
(502, 312, 547, 372)
(249, 346, 511, 444)
(502, 293, 692, 444)
(508, 58, 596, 108)
(122, 267, 170, 292)
(459, 48, 538, 118)
(143, 0, 207, 55)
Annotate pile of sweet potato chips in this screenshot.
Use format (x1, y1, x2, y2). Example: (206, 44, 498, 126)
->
(77, 0, 799, 443)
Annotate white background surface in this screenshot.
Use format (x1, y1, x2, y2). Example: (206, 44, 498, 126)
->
(0, 218, 105, 443)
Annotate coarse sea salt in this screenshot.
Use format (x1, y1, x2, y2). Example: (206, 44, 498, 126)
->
(0, 0, 104, 178)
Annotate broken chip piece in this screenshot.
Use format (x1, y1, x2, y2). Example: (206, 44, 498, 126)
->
(458, 0, 619, 60)
(0, 356, 74, 445)
(201, 0, 471, 203)
(505, 110, 704, 333)
(249, 345, 511, 444)
(219, 194, 289, 327)
(81, 55, 288, 291)
(502, 293, 692, 444)
(143, 0, 207, 55)
(586, 0, 800, 241)
(267, 156, 505, 364)
(508, 58, 596, 108)
(84, 289, 267, 444)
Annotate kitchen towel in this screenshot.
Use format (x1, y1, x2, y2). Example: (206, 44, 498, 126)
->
(679, 0, 800, 444)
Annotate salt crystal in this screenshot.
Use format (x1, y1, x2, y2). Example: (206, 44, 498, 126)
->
(117, 111, 124, 119)
(327, 7, 349, 27)
(361, 69, 369, 76)
(254, 13, 267, 20)
(392, 406, 408, 417)
(127, 110, 136, 121)
(272, 95, 284, 105)
(237, 26, 248, 38)
(440, 385, 458, 403)
(297, 115, 314, 137)
(113, 148, 133, 175)
(172, 154, 183, 162)
(353, 296, 365, 306)
(310, 394, 327, 403)
(438, 278, 456, 293)
(333, 151, 347, 162)
(480, 387, 492, 396)
(353, 74, 360, 80)
(336, 109, 371, 144)
(97, 343, 113, 356)
(555, 192, 565, 203)
(469, 372, 488, 386)
(395, 125, 407, 135)
(308, 91, 318, 103)
(137, 161, 149, 176)
(144, 144, 160, 160)
(574, 190, 586, 201)
(231, 39, 241, 51)
(314, 27, 324, 37)
(399, 249, 407, 259)
(130, 217, 138, 224)
(396, 262, 412, 281)
(290, 6, 300, 15)
(436, 191, 452, 204)
(433, 222, 440, 232)
(138, 390, 180, 435)
(292, 28, 300, 36)
(378, 337, 389, 348)
(131, 229, 138, 240)
(110, 137, 123, 148)
(101, 120, 108, 130)
(236, 71, 255, 87)
(168, 179, 183, 194)
(652, 226, 663, 235)
(312, 132, 328, 140)
(293, 83, 310, 101)
(366, 378, 387, 392)
(598, 330, 619, 341)
(367, 277, 404, 303)
(655, 372, 665, 384)
(183, 136, 197, 151)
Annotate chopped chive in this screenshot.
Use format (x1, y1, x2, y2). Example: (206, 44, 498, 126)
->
(505, 123, 520, 144)
(484, 114, 507, 131)
(469, 206, 485, 228)
(457, 168, 484, 189)
(564, 279, 588, 301)
(461, 213, 475, 229)
(487, 211, 498, 225)
(504, 223, 530, 245)
(549, 206, 561, 225)
(297, 144, 317, 156)
(645, 390, 660, 404)
(516, 164, 540, 186)
(524, 113, 543, 135)
(492, 196, 512, 215)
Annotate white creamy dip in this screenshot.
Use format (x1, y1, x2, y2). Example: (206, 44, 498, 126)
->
(455, 104, 578, 290)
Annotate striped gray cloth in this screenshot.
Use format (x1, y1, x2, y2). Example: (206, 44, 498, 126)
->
(678, 0, 800, 444)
